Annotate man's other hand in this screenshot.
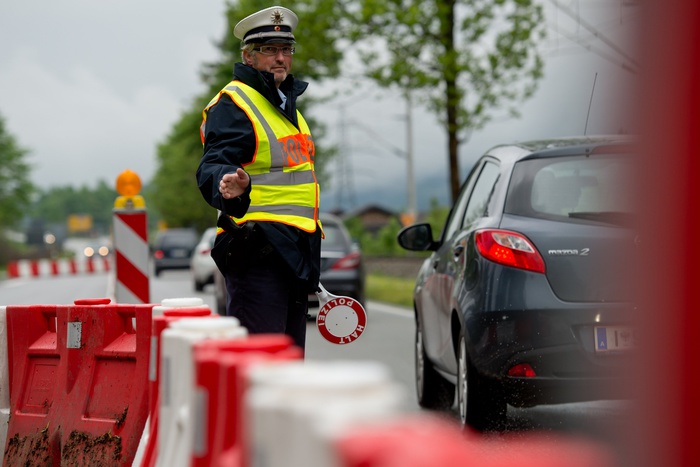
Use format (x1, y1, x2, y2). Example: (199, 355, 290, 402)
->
(219, 168, 250, 199)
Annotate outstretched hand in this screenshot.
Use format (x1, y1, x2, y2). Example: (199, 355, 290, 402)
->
(219, 168, 250, 199)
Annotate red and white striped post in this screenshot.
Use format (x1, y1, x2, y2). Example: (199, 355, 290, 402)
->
(112, 169, 150, 304)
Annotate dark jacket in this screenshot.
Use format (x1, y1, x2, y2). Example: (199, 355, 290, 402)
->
(196, 63, 321, 291)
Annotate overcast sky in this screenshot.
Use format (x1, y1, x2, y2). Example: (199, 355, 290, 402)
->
(0, 1, 639, 210)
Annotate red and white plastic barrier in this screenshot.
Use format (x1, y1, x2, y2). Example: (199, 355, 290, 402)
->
(3, 298, 153, 466)
(156, 316, 247, 467)
(135, 298, 216, 467)
(192, 334, 303, 466)
(246, 360, 404, 467)
(5, 257, 111, 278)
(0, 295, 619, 467)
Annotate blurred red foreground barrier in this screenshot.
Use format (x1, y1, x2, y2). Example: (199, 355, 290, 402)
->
(335, 415, 616, 467)
(3, 298, 152, 466)
(193, 334, 302, 467)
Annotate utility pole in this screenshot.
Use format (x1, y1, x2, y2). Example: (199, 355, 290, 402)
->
(343, 94, 417, 222)
(405, 92, 417, 225)
(335, 105, 356, 212)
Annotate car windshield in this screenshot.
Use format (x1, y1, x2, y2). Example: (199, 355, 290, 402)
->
(505, 154, 635, 225)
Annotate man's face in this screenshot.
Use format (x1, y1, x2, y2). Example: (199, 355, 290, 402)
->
(245, 43, 293, 87)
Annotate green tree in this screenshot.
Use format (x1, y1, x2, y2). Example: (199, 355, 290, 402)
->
(152, 0, 345, 232)
(343, 0, 546, 202)
(30, 181, 118, 235)
(0, 113, 34, 229)
(425, 197, 450, 238)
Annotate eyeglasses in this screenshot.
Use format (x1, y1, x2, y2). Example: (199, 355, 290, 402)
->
(253, 45, 295, 56)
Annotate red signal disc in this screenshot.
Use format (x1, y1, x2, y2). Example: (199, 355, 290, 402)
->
(316, 296, 367, 344)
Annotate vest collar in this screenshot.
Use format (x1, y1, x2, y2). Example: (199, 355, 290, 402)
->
(233, 63, 308, 106)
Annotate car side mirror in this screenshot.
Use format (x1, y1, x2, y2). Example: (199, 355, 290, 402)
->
(397, 223, 438, 251)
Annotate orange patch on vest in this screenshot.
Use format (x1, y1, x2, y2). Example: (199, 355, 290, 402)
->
(279, 134, 315, 167)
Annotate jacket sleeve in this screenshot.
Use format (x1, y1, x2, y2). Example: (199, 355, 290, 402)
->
(196, 94, 254, 218)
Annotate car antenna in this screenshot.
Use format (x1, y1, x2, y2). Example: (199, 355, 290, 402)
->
(584, 72, 598, 136)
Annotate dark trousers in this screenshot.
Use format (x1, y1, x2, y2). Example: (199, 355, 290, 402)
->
(224, 250, 308, 352)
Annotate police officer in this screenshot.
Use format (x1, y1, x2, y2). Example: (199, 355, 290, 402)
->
(196, 5, 321, 352)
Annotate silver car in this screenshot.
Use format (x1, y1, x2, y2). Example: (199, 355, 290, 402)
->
(190, 227, 218, 291)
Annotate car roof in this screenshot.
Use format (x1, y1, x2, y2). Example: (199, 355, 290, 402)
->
(156, 228, 198, 239)
(485, 135, 634, 164)
(319, 212, 343, 225)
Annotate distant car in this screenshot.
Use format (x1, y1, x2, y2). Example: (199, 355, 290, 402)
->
(398, 136, 637, 431)
(309, 212, 366, 308)
(83, 237, 112, 259)
(190, 227, 218, 291)
(152, 228, 199, 277)
(63, 236, 112, 259)
(214, 213, 366, 315)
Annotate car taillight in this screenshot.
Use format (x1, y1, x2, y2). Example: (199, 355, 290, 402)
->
(475, 229, 545, 274)
(331, 251, 361, 270)
(154, 250, 164, 259)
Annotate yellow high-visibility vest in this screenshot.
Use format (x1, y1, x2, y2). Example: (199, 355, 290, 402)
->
(201, 81, 319, 233)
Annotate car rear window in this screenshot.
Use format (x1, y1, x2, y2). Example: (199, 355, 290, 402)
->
(505, 154, 634, 225)
(159, 232, 197, 248)
(322, 223, 348, 249)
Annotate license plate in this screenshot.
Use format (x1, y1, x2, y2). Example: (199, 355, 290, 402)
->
(594, 326, 635, 353)
(171, 249, 187, 258)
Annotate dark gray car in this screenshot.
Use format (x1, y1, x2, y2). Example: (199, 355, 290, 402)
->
(398, 136, 637, 431)
(310, 212, 366, 306)
(153, 228, 199, 277)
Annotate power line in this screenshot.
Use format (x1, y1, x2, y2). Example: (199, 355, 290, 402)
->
(346, 118, 406, 159)
(546, 0, 639, 71)
(542, 24, 638, 73)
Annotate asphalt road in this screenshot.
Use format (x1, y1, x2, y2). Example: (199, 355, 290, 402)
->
(1, 268, 635, 463)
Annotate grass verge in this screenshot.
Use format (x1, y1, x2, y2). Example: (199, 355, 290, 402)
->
(366, 274, 415, 309)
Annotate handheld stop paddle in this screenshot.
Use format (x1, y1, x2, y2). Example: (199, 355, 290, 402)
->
(315, 283, 367, 344)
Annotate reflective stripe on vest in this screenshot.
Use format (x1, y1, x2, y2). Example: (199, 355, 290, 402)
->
(202, 81, 319, 232)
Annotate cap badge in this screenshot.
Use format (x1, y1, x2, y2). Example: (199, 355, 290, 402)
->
(270, 9, 284, 24)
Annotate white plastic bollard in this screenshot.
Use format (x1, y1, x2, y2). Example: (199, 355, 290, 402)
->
(0, 306, 9, 452)
(156, 316, 247, 467)
(133, 297, 214, 467)
(152, 297, 208, 316)
(246, 360, 404, 467)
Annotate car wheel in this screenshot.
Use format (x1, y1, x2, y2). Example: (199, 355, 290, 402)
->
(415, 317, 455, 410)
(154, 268, 161, 277)
(194, 280, 204, 292)
(457, 332, 507, 431)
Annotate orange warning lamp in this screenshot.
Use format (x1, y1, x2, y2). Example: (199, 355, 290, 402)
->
(116, 169, 142, 197)
(114, 169, 145, 209)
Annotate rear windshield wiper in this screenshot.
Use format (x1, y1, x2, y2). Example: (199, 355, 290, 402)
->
(567, 211, 635, 227)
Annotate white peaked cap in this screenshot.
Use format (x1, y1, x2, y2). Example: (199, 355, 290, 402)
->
(234, 6, 298, 44)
